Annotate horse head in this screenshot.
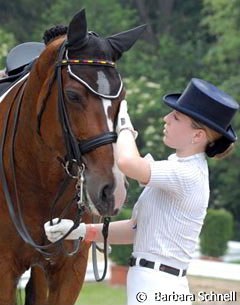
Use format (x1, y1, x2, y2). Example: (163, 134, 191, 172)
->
(34, 9, 145, 216)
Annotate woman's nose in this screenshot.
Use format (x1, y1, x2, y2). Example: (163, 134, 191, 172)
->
(164, 112, 171, 123)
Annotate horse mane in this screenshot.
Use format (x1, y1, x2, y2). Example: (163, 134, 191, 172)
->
(43, 25, 68, 45)
(37, 25, 68, 134)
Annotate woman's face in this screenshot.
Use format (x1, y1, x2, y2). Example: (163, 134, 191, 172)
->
(163, 110, 200, 154)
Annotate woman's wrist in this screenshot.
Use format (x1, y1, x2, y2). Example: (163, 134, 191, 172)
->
(85, 224, 98, 242)
(119, 127, 138, 139)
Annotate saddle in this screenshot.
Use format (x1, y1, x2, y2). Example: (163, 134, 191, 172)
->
(0, 42, 45, 96)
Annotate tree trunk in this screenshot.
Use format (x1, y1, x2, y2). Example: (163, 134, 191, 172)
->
(133, 0, 176, 43)
(133, 0, 157, 44)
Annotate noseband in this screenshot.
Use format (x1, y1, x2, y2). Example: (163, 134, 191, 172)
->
(56, 41, 118, 171)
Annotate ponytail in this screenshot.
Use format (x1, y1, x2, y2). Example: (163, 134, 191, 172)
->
(206, 137, 234, 159)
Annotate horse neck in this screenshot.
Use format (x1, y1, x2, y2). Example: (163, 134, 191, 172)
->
(12, 67, 65, 191)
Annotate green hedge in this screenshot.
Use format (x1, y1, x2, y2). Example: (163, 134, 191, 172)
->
(109, 208, 133, 266)
(200, 208, 233, 257)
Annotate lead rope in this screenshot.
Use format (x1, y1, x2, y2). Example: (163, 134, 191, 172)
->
(92, 216, 111, 281)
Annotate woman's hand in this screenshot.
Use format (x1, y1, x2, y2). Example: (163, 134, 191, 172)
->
(116, 100, 138, 139)
(44, 218, 86, 242)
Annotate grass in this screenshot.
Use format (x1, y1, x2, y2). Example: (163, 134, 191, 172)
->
(76, 281, 126, 305)
(18, 276, 239, 305)
(17, 282, 126, 305)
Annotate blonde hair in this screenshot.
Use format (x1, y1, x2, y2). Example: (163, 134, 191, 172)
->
(191, 119, 234, 159)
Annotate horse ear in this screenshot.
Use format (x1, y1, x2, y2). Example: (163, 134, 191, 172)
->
(67, 8, 89, 49)
(106, 24, 147, 59)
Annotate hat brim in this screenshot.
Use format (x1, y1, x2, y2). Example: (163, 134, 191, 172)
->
(163, 93, 237, 142)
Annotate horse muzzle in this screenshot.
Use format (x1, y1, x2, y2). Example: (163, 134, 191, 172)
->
(86, 173, 127, 216)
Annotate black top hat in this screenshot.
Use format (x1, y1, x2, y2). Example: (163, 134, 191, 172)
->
(163, 78, 239, 142)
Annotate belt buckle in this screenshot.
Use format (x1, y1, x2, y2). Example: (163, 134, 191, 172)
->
(139, 258, 148, 267)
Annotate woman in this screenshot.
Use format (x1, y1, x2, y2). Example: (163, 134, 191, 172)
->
(45, 78, 239, 304)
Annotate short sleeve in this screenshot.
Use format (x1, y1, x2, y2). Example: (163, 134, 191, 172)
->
(131, 202, 138, 223)
(146, 159, 199, 198)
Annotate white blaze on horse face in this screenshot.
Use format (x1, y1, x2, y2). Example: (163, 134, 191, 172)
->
(101, 98, 127, 211)
(102, 98, 113, 131)
(97, 71, 110, 96)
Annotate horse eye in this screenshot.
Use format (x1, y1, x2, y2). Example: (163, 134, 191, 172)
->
(65, 90, 82, 103)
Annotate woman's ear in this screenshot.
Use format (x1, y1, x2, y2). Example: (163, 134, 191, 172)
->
(192, 129, 208, 144)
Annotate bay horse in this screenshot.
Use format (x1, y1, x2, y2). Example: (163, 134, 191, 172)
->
(0, 9, 145, 305)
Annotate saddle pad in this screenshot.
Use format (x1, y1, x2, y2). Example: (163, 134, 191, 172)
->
(0, 73, 29, 103)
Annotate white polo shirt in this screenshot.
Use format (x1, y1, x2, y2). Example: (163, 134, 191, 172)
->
(132, 152, 209, 270)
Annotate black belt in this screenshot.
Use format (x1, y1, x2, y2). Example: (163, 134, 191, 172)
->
(129, 256, 187, 277)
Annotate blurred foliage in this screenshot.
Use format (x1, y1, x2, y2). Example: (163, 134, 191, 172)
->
(34, 0, 138, 42)
(200, 209, 234, 257)
(0, 0, 240, 239)
(0, 28, 15, 68)
(0, 0, 52, 42)
(109, 208, 133, 266)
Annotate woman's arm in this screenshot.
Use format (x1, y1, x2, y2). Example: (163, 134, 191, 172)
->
(115, 100, 151, 184)
(44, 218, 136, 244)
(86, 218, 136, 244)
(116, 129, 151, 185)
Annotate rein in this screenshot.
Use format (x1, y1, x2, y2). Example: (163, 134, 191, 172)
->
(92, 217, 111, 282)
(0, 79, 62, 256)
(0, 40, 119, 279)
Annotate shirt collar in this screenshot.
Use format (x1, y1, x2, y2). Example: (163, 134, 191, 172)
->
(168, 152, 206, 162)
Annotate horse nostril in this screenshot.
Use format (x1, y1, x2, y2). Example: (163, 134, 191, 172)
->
(101, 183, 114, 202)
(113, 208, 119, 216)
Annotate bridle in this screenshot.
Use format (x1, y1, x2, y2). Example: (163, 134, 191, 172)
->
(0, 40, 121, 279)
(56, 41, 121, 280)
(56, 41, 118, 170)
